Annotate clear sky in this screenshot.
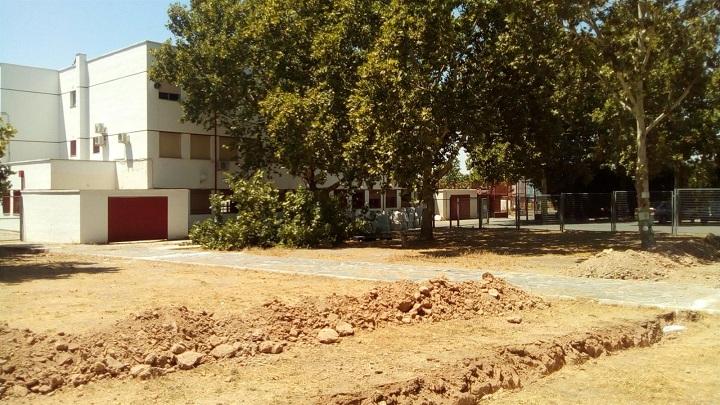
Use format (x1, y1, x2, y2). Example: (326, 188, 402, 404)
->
(0, 0, 179, 70)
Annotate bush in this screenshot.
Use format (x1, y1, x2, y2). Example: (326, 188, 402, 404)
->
(189, 171, 280, 249)
(189, 171, 351, 249)
(278, 189, 349, 247)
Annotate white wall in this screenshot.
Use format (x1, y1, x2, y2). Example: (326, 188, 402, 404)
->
(0, 64, 64, 162)
(21, 191, 82, 243)
(7, 161, 53, 190)
(79, 189, 189, 243)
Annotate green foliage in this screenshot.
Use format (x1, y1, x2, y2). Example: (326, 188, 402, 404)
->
(278, 189, 349, 247)
(189, 171, 350, 249)
(0, 117, 16, 195)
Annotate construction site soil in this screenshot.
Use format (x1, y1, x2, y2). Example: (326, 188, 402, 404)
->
(0, 275, 543, 399)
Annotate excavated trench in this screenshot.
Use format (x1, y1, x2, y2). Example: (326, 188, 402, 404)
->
(321, 311, 696, 405)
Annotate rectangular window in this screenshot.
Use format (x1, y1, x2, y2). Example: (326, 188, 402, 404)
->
(159, 92, 180, 101)
(190, 134, 211, 160)
(385, 190, 398, 209)
(190, 189, 212, 215)
(70, 140, 77, 157)
(218, 137, 236, 161)
(159, 132, 182, 158)
(70, 90, 77, 108)
(352, 190, 365, 210)
(93, 142, 100, 154)
(369, 190, 381, 209)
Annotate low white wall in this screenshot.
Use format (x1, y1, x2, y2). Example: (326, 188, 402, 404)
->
(79, 189, 189, 243)
(0, 216, 20, 232)
(21, 190, 82, 243)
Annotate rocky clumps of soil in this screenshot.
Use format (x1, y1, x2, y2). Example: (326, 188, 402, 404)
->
(0, 275, 543, 399)
(322, 313, 681, 405)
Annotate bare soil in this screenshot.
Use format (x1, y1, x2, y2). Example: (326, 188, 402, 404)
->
(1, 247, 718, 404)
(249, 228, 720, 285)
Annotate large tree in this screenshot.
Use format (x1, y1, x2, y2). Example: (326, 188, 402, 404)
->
(151, 0, 379, 191)
(347, 0, 483, 240)
(562, 0, 720, 248)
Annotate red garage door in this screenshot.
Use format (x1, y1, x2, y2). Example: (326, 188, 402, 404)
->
(108, 197, 168, 242)
(450, 195, 471, 220)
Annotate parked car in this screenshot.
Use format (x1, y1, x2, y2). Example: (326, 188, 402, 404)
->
(653, 201, 671, 224)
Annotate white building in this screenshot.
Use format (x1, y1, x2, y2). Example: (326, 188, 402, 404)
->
(0, 41, 403, 243)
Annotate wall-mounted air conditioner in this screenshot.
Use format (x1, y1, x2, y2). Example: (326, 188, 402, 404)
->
(94, 123, 106, 134)
(117, 133, 129, 144)
(92, 135, 105, 147)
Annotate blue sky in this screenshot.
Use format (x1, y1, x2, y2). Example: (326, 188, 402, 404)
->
(0, 0, 180, 69)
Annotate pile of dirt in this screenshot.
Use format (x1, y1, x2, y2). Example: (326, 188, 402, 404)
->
(322, 313, 682, 405)
(571, 248, 683, 280)
(0, 275, 544, 399)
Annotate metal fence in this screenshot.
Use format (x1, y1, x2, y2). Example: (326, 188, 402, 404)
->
(425, 188, 720, 236)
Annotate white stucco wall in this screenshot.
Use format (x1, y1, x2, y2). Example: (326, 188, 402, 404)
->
(0, 63, 64, 162)
(79, 189, 189, 243)
(435, 189, 479, 220)
(21, 191, 82, 243)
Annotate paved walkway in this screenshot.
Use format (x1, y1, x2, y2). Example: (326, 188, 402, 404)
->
(43, 241, 720, 314)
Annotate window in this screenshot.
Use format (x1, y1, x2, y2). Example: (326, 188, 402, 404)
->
(190, 135, 211, 160)
(385, 190, 398, 209)
(93, 142, 100, 154)
(157, 83, 181, 102)
(70, 140, 77, 157)
(369, 190, 381, 209)
(159, 132, 182, 158)
(190, 189, 212, 215)
(159, 92, 180, 101)
(352, 190, 365, 210)
(70, 90, 77, 108)
(219, 137, 236, 161)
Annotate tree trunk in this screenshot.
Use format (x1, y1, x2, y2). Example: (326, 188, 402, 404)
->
(419, 179, 435, 241)
(634, 103, 655, 249)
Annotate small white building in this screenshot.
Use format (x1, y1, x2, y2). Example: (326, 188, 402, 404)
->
(0, 41, 404, 243)
(434, 189, 479, 220)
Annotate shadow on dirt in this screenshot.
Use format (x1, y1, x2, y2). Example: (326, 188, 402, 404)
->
(333, 228, 720, 263)
(0, 246, 119, 284)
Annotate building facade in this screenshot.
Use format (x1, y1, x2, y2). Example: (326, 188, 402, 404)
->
(0, 41, 402, 243)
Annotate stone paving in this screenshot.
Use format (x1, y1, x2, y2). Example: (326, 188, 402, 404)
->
(46, 241, 720, 314)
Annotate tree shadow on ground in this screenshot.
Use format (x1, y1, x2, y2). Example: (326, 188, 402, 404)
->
(0, 247, 119, 285)
(334, 228, 719, 262)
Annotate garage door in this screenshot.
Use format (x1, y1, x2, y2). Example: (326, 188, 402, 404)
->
(450, 195, 471, 220)
(108, 197, 168, 242)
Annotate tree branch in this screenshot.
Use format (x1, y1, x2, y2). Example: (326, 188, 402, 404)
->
(646, 79, 696, 134)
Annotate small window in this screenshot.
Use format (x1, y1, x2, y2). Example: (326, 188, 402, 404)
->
(352, 190, 365, 210)
(93, 142, 100, 154)
(219, 137, 236, 161)
(369, 190, 381, 209)
(70, 140, 77, 157)
(159, 132, 182, 158)
(70, 90, 77, 108)
(190, 135, 211, 160)
(159, 92, 180, 101)
(385, 190, 398, 209)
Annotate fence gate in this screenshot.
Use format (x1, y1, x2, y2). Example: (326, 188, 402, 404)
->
(676, 189, 720, 234)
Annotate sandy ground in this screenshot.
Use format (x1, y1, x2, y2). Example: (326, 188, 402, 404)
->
(248, 228, 720, 285)
(1, 247, 718, 404)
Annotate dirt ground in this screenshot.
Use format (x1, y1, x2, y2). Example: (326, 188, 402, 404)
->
(249, 228, 720, 285)
(0, 247, 718, 404)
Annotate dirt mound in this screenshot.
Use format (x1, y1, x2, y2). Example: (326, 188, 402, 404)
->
(571, 248, 682, 280)
(0, 275, 544, 399)
(322, 314, 680, 405)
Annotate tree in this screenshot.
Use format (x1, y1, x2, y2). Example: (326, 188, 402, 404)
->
(151, 0, 379, 191)
(347, 0, 479, 240)
(464, 0, 604, 195)
(0, 117, 16, 195)
(563, 0, 720, 248)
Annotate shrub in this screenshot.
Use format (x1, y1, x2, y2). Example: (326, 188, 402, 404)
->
(278, 188, 350, 247)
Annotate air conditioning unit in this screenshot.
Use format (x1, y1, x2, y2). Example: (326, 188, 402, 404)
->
(117, 133, 129, 144)
(94, 123, 106, 134)
(93, 135, 105, 147)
